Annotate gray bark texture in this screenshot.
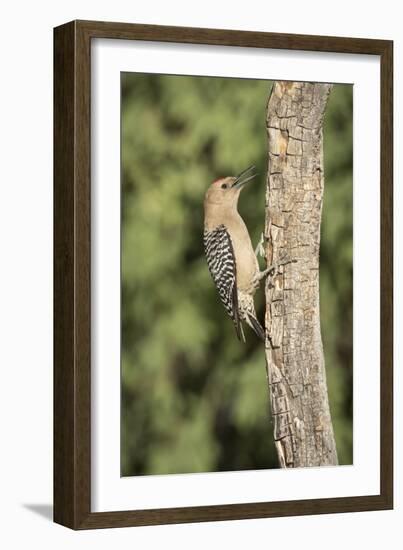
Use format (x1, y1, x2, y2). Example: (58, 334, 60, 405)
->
(264, 81, 338, 468)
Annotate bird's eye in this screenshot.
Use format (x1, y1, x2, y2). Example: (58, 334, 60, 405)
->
(221, 183, 228, 189)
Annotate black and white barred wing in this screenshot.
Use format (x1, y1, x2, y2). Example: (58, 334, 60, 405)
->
(203, 225, 242, 340)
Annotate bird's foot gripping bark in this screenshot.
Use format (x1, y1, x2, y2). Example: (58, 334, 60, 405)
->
(254, 232, 266, 259)
(258, 257, 297, 281)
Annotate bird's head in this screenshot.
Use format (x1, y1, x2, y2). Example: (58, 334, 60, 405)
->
(204, 165, 257, 209)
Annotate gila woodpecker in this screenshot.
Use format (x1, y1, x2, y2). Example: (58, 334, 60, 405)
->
(203, 165, 272, 342)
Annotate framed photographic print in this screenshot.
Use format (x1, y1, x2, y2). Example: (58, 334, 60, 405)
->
(54, 20, 393, 529)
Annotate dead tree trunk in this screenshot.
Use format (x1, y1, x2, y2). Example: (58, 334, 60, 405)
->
(264, 81, 338, 468)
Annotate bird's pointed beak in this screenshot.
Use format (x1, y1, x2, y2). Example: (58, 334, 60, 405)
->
(232, 165, 257, 189)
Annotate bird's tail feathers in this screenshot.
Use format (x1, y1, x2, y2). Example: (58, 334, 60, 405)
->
(246, 314, 265, 342)
(239, 323, 246, 342)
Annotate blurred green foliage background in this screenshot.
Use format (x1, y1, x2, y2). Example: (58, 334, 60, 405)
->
(121, 74, 353, 476)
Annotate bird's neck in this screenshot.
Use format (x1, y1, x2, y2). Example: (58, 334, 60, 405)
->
(204, 203, 241, 232)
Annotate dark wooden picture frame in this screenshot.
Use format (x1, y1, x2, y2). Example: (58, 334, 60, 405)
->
(54, 20, 393, 530)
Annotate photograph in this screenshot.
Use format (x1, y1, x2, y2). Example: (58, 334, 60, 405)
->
(52, 17, 392, 531)
(120, 73, 353, 476)
(1, 0, 395, 540)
